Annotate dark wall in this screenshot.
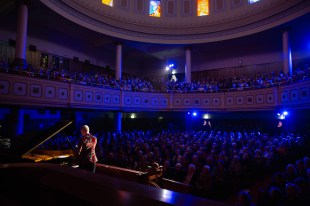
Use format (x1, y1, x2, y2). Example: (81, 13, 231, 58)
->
(1, 107, 310, 138)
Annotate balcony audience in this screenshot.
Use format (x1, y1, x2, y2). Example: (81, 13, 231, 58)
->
(1, 62, 310, 93)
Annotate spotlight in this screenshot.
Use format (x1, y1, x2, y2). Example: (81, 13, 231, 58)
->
(193, 112, 197, 116)
(283, 111, 288, 116)
(203, 114, 209, 119)
(277, 113, 280, 116)
(165, 66, 170, 71)
(130, 114, 136, 119)
(187, 112, 191, 115)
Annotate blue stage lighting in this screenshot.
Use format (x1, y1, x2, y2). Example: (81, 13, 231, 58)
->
(193, 112, 197, 116)
(283, 111, 288, 116)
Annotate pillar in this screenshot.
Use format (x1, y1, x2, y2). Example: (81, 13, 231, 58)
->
(116, 43, 122, 81)
(282, 31, 292, 75)
(185, 47, 191, 83)
(15, 1, 29, 69)
(114, 112, 122, 133)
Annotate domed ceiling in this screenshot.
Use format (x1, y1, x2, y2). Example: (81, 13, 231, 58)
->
(41, 0, 310, 44)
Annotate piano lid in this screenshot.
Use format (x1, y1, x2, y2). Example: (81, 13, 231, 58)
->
(11, 120, 73, 159)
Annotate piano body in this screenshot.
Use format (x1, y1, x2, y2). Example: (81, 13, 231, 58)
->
(0, 120, 74, 164)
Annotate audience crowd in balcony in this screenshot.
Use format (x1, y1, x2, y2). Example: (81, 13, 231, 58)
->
(1, 61, 310, 93)
(158, 66, 310, 93)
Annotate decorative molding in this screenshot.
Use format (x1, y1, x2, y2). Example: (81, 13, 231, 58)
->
(0, 80, 9, 94)
(256, 94, 264, 104)
(227, 96, 234, 105)
(1, 73, 310, 111)
(134, 96, 140, 104)
(85, 91, 93, 102)
(95, 92, 102, 103)
(203, 98, 211, 106)
(14, 82, 27, 96)
(113, 94, 120, 104)
(104, 94, 111, 103)
(58, 88, 68, 100)
(125, 96, 132, 105)
(45, 86, 56, 99)
(30, 84, 42, 97)
(291, 89, 298, 102)
(74, 90, 83, 101)
(40, 0, 310, 44)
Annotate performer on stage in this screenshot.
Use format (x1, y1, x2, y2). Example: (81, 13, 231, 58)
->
(76, 125, 98, 173)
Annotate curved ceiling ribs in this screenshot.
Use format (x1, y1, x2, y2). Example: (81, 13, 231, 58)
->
(40, 0, 310, 44)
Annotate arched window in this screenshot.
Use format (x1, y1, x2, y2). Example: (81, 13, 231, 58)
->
(102, 0, 113, 7)
(149, 0, 161, 17)
(197, 0, 209, 16)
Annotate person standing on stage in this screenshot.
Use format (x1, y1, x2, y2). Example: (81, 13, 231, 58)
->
(77, 125, 98, 173)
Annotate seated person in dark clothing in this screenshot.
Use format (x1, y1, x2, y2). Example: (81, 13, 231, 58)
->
(171, 163, 186, 183)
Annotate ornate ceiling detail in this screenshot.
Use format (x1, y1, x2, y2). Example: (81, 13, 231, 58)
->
(40, 0, 310, 44)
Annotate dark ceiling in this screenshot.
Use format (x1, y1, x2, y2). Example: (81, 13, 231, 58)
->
(0, 1, 309, 74)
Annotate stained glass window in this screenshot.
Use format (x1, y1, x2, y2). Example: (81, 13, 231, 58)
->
(197, 0, 209, 16)
(248, 0, 260, 4)
(102, 0, 113, 7)
(149, 0, 161, 17)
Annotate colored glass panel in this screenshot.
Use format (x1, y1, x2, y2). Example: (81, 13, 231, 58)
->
(149, 0, 161, 17)
(197, 0, 209, 16)
(249, 0, 260, 4)
(102, 0, 113, 7)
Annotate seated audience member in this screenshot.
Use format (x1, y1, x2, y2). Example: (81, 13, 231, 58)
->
(235, 190, 255, 206)
(284, 164, 298, 183)
(183, 164, 198, 186)
(295, 159, 307, 179)
(171, 163, 186, 183)
(284, 182, 303, 206)
(194, 165, 213, 197)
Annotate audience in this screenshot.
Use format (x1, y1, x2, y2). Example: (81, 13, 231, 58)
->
(2, 60, 309, 204)
(38, 127, 309, 204)
(1, 61, 310, 93)
(257, 155, 310, 206)
(158, 66, 310, 93)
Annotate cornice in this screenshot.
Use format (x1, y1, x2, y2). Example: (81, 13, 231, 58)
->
(40, 0, 310, 44)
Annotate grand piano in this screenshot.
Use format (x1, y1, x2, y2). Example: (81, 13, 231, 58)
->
(0, 120, 232, 206)
(0, 120, 75, 164)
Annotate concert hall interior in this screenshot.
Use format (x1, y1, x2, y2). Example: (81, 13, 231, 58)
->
(0, 0, 310, 205)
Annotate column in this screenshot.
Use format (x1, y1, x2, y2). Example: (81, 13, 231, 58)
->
(15, 1, 29, 69)
(185, 47, 191, 83)
(282, 31, 292, 75)
(114, 112, 122, 133)
(116, 43, 122, 81)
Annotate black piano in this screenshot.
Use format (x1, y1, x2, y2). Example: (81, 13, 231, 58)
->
(0, 120, 74, 164)
(0, 121, 232, 206)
